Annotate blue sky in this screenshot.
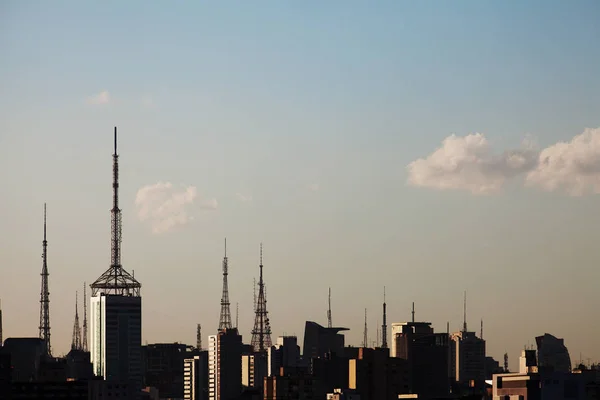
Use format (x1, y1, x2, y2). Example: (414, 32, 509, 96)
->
(1, 1, 599, 368)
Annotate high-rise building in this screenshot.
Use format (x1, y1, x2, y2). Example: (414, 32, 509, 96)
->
(90, 128, 142, 398)
(208, 335, 217, 400)
(450, 330, 486, 391)
(184, 352, 208, 400)
(142, 343, 192, 398)
(216, 328, 243, 400)
(303, 321, 348, 360)
(268, 336, 300, 377)
(536, 333, 572, 373)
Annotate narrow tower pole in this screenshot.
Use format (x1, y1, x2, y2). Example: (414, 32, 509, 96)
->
(480, 319, 483, 339)
(251, 243, 272, 352)
(71, 291, 82, 351)
(218, 238, 232, 331)
(411, 302, 415, 323)
(196, 324, 202, 350)
(362, 308, 368, 348)
(327, 287, 332, 328)
(0, 299, 3, 347)
(236, 303, 239, 329)
(382, 286, 388, 349)
(82, 282, 88, 352)
(463, 291, 467, 333)
(39, 203, 51, 356)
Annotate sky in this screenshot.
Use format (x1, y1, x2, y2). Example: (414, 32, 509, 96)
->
(1, 1, 599, 369)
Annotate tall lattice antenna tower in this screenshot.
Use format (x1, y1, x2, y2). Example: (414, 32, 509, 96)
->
(504, 353, 509, 372)
(218, 238, 232, 331)
(381, 287, 388, 349)
(91, 127, 141, 297)
(82, 282, 88, 352)
(362, 308, 368, 347)
(463, 291, 468, 333)
(39, 203, 51, 356)
(253, 278, 257, 312)
(196, 324, 202, 350)
(327, 287, 332, 328)
(251, 243, 272, 352)
(71, 291, 82, 351)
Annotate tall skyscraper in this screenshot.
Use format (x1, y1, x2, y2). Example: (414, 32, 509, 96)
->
(90, 128, 142, 397)
(208, 335, 217, 400)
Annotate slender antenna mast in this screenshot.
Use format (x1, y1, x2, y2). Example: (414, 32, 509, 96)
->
(236, 302, 239, 329)
(382, 286, 388, 348)
(253, 278, 257, 312)
(91, 127, 141, 297)
(463, 291, 467, 333)
(82, 282, 88, 352)
(196, 324, 202, 350)
(39, 203, 51, 356)
(71, 291, 82, 351)
(251, 243, 272, 352)
(480, 319, 483, 339)
(218, 238, 232, 330)
(411, 302, 415, 323)
(0, 299, 3, 347)
(362, 308, 368, 347)
(327, 287, 332, 328)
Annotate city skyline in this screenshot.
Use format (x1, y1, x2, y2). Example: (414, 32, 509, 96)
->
(1, 0, 599, 372)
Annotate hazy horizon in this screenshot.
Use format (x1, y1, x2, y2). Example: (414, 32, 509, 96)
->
(1, 1, 599, 371)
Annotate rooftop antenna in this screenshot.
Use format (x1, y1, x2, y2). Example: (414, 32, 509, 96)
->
(0, 299, 3, 347)
(251, 243, 272, 352)
(236, 302, 239, 329)
(39, 203, 51, 356)
(91, 127, 141, 297)
(381, 286, 387, 349)
(71, 291, 82, 351)
(462, 291, 467, 333)
(196, 324, 202, 350)
(327, 287, 332, 328)
(504, 352, 509, 372)
(362, 308, 368, 347)
(82, 282, 88, 352)
(480, 319, 483, 339)
(218, 238, 232, 331)
(447, 321, 449, 335)
(411, 302, 415, 323)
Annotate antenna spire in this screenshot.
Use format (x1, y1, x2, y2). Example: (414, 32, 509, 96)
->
(463, 291, 467, 333)
(381, 286, 388, 349)
(218, 238, 232, 331)
(411, 302, 415, 323)
(82, 282, 88, 352)
(327, 287, 332, 328)
(480, 319, 483, 339)
(71, 291, 82, 351)
(196, 324, 202, 350)
(0, 298, 3, 347)
(362, 308, 368, 347)
(236, 302, 239, 329)
(251, 243, 272, 352)
(39, 203, 51, 356)
(91, 127, 141, 297)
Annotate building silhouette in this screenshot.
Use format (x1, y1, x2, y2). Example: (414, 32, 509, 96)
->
(536, 333, 572, 373)
(303, 321, 348, 360)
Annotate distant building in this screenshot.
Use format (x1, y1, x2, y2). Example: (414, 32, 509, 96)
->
(536, 333, 572, 373)
(184, 352, 208, 400)
(264, 367, 315, 399)
(0, 337, 47, 382)
(303, 321, 348, 359)
(391, 321, 449, 397)
(326, 388, 361, 399)
(66, 349, 93, 381)
(348, 347, 409, 400)
(90, 294, 142, 391)
(450, 330, 486, 392)
(208, 335, 217, 400)
(268, 336, 300, 376)
(214, 328, 243, 400)
(142, 342, 192, 398)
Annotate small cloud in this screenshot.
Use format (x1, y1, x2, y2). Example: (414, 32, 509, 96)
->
(236, 193, 253, 202)
(134, 182, 217, 234)
(406, 133, 537, 195)
(308, 183, 320, 192)
(526, 128, 600, 196)
(141, 95, 155, 109)
(86, 90, 110, 105)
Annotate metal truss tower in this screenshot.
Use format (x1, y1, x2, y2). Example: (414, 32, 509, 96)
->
(91, 127, 141, 297)
(82, 282, 88, 351)
(196, 324, 202, 350)
(362, 308, 368, 348)
(251, 244, 272, 352)
(381, 287, 388, 349)
(39, 203, 51, 356)
(327, 287, 332, 328)
(71, 291, 82, 351)
(218, 238, 232, 331)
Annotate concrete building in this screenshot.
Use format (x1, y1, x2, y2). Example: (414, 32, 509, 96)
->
(303, 321, 348, 359)
(391, 321, 449, 397)
(208, 335, 217, 400)
(90, 293, 142, 390)
(142, 342, 192, 399)
(536, 333, 572, 373)
(0, 338, 47, 382)
(264, 368, 315, 399)
(208, 328, 242, 400)
(268, 336, 300, 377)
(450, 330, 486, 392)
(348, 347, 409, 400)
(327, 388, 361, 399)
(184, 352, 208, 400)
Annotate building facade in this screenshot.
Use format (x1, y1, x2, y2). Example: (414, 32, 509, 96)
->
(184, 352, 209, 400)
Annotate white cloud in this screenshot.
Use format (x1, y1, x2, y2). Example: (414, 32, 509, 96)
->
(308, 183, 320, 192)
(134, 182, 217, 234)
(526, 128, 600, 196)
(406, 133, 537, 195)
(236, 193, 253, 202)
(86, 90, 110, 105)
